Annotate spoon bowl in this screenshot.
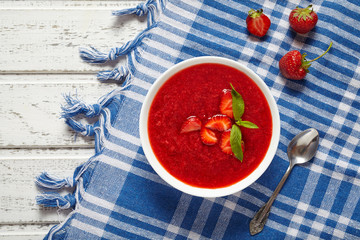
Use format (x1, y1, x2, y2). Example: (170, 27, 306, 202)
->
(249, 128, 320, 235)
(288, 128, 320, 166)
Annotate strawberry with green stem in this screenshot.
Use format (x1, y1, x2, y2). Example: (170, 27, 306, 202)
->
(289, 5, 318, 34)
(279, 42, 333, 80)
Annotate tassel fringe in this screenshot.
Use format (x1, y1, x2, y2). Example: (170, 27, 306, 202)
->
(97, 65, 130, 82)
(62, 94, 101, 119)
(79, 0, 164, 65)
(79, 46, 109, 64)
(79, 28, 149, 64)
(65, 118, 95, 137)
(60, 75, 132, 137)
(112, 0, 166, 27)
(35, 172, 75, 190)
(35, 0, 168, 224)
(60, 70, 132, 137)
(112, 2, 149, 17)
(98, 75, 132, 107)
(34, 2, 169, 238)
(36, 193, 76, 210)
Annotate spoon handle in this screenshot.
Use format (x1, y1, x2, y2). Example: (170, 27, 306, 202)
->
(249, 164, 294, 235)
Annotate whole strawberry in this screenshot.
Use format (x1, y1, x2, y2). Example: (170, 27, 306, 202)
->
(279, 42, 332, 80)
(289, 5, 318, 34)
(246, 9, 271, 37)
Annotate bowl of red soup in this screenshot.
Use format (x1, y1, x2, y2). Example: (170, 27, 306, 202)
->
(139, 56, 280, 198)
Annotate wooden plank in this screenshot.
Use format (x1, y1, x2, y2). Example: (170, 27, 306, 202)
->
(0, 230, 48, 240)
(0, 0, 146, 72)
(0, 1, 146, 237)
(0, 148, 92, 223)
(0, 74, 117, 147)
(0, 148, 93, 238)
(0, 0, 142, 9)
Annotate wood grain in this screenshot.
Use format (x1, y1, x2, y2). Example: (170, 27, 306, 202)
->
(0, 0, 146, 72)
(0, 148, 92, 237)
(0, 74, 117, 147)
(0, 0, 145, 238)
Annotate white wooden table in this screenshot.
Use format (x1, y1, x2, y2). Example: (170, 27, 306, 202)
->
(0, 1, 145, 239)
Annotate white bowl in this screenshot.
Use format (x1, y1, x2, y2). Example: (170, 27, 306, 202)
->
(139, 56, 280, 198)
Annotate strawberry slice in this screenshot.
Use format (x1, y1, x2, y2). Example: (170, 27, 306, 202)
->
(220, 89, 233, 119)
(246, 9, 271, 37)
(204, 114, 232, 132)
(220, 130, 245, 155)
(180, 116, 202, 133)
(200, 127, 218, 145)
(220, 130, 233, 155)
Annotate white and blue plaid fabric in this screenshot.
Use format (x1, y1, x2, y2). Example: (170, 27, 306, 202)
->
(36, 0, 360, 239)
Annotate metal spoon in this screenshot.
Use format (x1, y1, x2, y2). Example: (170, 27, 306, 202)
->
(249, 128, 319, 235)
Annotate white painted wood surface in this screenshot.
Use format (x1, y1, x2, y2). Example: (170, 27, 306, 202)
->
(0, 1, 145, 239)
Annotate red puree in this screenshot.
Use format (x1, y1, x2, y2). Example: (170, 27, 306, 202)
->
(148, 63, 272, 189)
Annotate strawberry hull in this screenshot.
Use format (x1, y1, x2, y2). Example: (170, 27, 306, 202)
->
(148, 63, 273, 189)
(289, 5, 318, 34)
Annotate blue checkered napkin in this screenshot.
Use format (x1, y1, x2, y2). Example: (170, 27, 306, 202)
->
(36, 0, 360, 239)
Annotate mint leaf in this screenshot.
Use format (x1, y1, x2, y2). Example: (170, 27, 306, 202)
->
(230, 124, 243, 162)
(230, 83, 244, 121)
(236, 120, 259, 129)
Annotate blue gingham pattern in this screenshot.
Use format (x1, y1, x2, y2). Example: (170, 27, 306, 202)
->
(40, 0, 360, 239)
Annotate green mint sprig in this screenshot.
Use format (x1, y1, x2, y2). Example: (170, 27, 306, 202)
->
(230, 124, 243, 161)
(229, 84, 259, 162)
(236, 120, 259, 129)
(231, 83, 244, 120)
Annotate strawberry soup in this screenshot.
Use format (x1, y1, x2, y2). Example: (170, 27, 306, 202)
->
(148, 63, 273, 189)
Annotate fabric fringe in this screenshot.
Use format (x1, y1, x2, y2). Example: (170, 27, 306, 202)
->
(79, 26, 151, 64)
(36, 1, 167, 235)
(112, 0, 166, 27)
(35, 172, 75, 190)
(62, 94, 101, 119)
(60, 70, 131, 138)
(98, 74, 132, 106)
(35, 158, 96, 210)
(65, 118, 95, 137)
(44, 0, 162, 193)
(36, 193, 76, 210)
(79, 0, 165, 65)
(97, 65, 130, 82)
(112, 2, 150, 17)
(78, 46, 108, 64)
